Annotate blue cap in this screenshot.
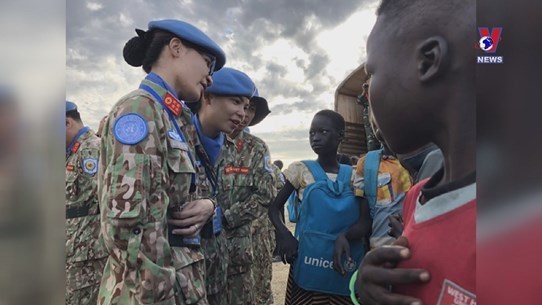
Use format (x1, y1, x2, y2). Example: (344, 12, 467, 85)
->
(206, 67, 256, 98)
(66, 101, 78, 112)
(148, 19, 226, 71)
(249, 88, 271, 126)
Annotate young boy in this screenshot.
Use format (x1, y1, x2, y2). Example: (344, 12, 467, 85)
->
(355, 0, 476, 304)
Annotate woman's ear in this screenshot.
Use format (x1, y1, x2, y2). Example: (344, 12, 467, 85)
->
(169, 37, 184, 57)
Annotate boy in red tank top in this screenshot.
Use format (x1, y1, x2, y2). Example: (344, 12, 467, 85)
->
(354, 0, 476, 304)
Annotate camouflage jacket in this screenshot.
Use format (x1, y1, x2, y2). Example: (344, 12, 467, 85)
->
(188, 122, 229, 295)
(217, 131, 277, 234)
(97, 79, 206, 305)
(252, 163, 284, 232)
(66, 128, 107, 290)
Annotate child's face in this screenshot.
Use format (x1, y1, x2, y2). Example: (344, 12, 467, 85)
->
(365, 17, 436, 155)
(309, 115, 341, 156)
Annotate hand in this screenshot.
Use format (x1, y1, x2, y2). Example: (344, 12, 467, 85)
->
(275, 230, 298, 264)
(167, 198, 215, 236)
(333, 233, 351, 275)
(388, 214, 404, 239)
(356, 237, 430, 305)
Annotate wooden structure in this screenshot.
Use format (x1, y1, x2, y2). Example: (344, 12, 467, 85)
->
(334, 63, 371, 157)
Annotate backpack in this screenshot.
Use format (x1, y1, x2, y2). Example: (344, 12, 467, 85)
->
(292, 160, 366, 296)
(363, 149, 383, 218)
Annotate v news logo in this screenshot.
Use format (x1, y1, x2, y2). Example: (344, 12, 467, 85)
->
(478, 27, 503, 53)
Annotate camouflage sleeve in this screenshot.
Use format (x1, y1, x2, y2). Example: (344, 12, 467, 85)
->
(223, 144, 277, 230)
(99, 96, 177, 305)
(67, 147, 99, 208)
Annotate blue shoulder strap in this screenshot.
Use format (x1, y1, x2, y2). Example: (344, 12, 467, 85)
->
(337, 164, 353, 186)
(363, 149, 383, 216)
(302, 160, 328, 182)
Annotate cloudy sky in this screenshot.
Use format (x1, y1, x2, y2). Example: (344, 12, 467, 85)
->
(66, 0, 378, 167)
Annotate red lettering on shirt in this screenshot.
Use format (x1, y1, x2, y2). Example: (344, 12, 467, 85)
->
(224, 165, 251, 175)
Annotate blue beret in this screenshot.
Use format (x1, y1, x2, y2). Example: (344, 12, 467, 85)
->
(148, 19, 226, 71)
(206, 67, 256, 98)
(249, 88, 271, 126)
(66, 101, 78, 112)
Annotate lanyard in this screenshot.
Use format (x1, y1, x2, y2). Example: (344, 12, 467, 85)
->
(138, 82, 196, 187)
(66, 126, 89, 157)
(195, 144, 219, 196)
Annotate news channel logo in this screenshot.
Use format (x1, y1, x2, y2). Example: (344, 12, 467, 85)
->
(477, 27, 503, 64)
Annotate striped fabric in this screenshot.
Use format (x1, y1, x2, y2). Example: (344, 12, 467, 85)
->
(285, 268, 354, 305)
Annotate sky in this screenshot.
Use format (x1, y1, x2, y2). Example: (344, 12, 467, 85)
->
(66, 0, 378, 168)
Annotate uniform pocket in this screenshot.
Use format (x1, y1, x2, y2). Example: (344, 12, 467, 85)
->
(227, 226, 253, 269)
(166, 138, 195, 174)
(174, 259, 207, 304)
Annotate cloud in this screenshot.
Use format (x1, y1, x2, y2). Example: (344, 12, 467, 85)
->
(66, 0, 377, 160)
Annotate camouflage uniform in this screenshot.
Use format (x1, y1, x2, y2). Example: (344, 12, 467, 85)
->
(66, 128, 108, 305)
(189, 130, 229, 305)
(251, 163, 285, 305)
(217, 131, 277, 305)
(97, 78, 208, 305)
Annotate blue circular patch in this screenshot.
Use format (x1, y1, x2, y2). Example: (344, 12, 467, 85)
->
(113, 113, 148, 145)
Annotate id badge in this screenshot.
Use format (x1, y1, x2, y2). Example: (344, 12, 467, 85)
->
(183, 235, 201, 246)
(213, 206, 223, 235)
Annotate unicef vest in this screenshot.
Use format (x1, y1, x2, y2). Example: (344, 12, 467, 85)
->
(292, 160, 366, 296)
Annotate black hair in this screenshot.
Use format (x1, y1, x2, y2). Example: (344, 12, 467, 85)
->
(66, 110, 82, 123)
(123, 29, 177, 73)
(337, 153, 352, 165)
(273, 160, 283, 170)
(314, 109, 345, 136)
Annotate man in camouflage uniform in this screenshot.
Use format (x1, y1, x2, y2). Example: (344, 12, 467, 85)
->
(97, 19, 224, 305)
(217, 92, 276, 305)
(65, 101, 108, 305)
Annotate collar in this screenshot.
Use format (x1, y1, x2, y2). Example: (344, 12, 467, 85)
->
(192, 114, 224, 166)
(66, 126, 89, 157)
(145, 72, 180, 100)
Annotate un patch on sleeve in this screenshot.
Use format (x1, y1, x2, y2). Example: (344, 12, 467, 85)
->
(82, 158, 98, 175)
(264, 155, 273, 172)
(113, 113, 149, 145)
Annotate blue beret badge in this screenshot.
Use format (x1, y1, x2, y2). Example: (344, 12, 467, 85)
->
(82, 158, 98, 175)
(113, 113, 148, 145)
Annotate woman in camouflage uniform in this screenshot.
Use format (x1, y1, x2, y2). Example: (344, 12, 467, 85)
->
(97, 19, 225, 305)
(186, 67, 257, 305)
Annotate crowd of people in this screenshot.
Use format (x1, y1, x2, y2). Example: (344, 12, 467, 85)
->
(65, 0, 475, 304)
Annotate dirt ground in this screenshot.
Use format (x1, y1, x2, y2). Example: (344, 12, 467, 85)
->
(270, 214, 296, 305)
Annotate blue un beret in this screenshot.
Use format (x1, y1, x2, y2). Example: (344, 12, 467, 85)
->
(66, 101, 78, 112)
(206, 67, 256, 98)
(148, 19, 226, 71)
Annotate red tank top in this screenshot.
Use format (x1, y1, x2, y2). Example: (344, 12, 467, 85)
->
(393, 180, 476, 305)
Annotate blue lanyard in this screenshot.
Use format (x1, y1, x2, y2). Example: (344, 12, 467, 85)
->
(66, 126, 89, 157)
(138, 81, 196, 187)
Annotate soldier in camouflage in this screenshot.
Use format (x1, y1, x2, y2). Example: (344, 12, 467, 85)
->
(184, 67, 256, 305)
(65, 101, 108, 305)
(96, 20, 225, 305)
(217, 90, 276, 305)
